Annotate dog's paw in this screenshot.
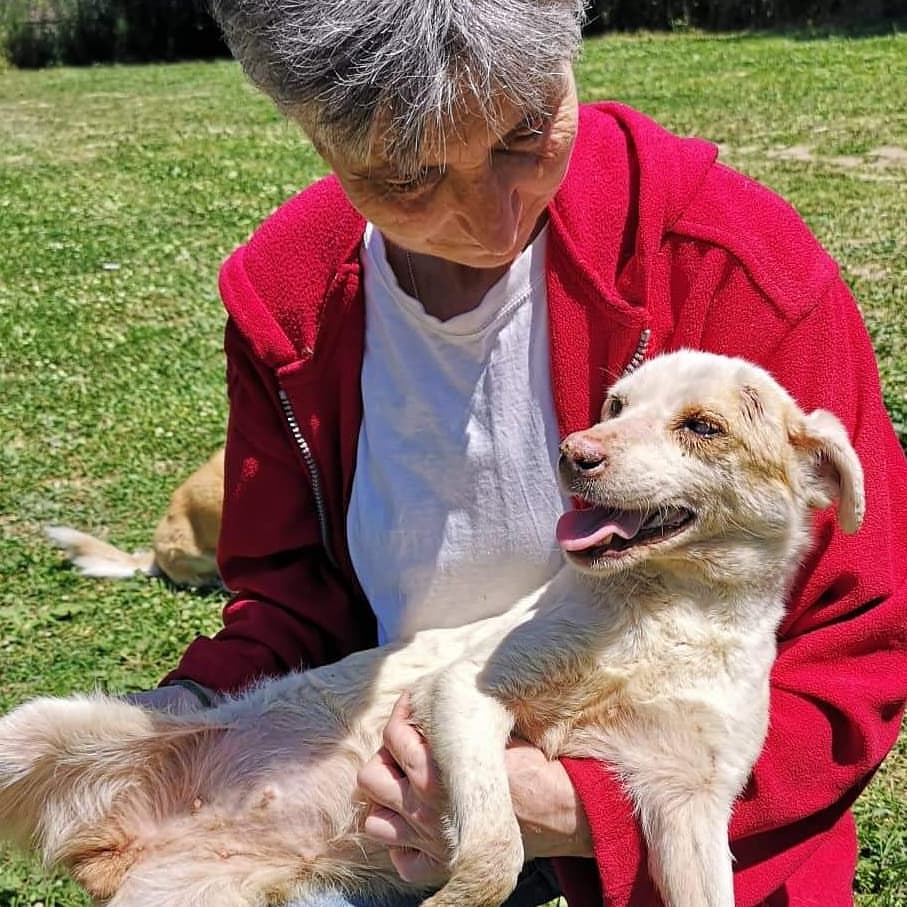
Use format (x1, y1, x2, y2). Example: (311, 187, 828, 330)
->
(421, 837, 523, 907)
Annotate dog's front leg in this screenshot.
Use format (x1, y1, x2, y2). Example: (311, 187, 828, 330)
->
(640, 791, 735, 907)
(587, 702, 741, 907)
(410, 661, 522, 907)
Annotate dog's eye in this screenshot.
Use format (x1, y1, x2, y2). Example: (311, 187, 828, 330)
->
(607, 397, 624, 418)
(682, 417, 723, 438)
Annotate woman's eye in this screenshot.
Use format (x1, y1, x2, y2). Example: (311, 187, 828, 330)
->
(683, 417, 722, 438)
(383, 170, 440, 196)
(500, 115, 549, 150)
(510, 126, 544, 143)
(510, 129, 545, 146)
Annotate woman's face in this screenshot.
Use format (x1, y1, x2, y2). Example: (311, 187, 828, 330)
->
(322, 69, 579, 269)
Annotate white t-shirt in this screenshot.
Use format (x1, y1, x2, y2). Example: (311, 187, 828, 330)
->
(347, 224, 568, 644)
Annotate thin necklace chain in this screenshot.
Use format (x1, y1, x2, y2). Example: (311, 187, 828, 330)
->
(404, 249, 420, 302)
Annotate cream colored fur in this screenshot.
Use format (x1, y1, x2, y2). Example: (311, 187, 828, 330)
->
(1, 351, 864, 907)
(46, 448, 224, 588)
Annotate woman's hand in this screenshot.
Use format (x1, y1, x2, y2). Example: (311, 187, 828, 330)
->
(357, 694, 450, 886)
(504, 739, 593, 859)
(357, 693, 594, 887)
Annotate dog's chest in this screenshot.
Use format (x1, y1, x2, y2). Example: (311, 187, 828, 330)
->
(498, 603, 743, 758)
(508, 661, 635, 756)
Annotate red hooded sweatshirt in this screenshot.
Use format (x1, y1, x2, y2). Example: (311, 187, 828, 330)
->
(165, 103, 907, 906)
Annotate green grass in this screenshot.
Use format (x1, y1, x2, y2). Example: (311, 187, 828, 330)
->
(1, 29, 906, 906)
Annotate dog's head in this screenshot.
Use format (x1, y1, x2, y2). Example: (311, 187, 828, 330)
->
(556, 350, 864, 586)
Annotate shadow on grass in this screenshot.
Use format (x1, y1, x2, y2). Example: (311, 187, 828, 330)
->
(44, 559, 229, 600)
(157, 575, 229, 599)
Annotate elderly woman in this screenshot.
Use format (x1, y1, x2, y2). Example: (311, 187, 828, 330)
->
(140, 2, 907, 906)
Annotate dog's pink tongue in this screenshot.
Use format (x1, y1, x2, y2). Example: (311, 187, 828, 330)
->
(556, 508, 645, 552)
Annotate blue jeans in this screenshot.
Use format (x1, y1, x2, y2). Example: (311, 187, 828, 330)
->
(287, 859, 562, 906)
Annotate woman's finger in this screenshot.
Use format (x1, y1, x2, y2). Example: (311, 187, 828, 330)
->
(389, 845, 449, 887)
(362, 805, 418, 848)
(381, 693, 439, 793)
(363, 804, 450, 864)
(358, 691, 451, 873)
(359, 750, 444, 836)
(358, 745, 408, 812)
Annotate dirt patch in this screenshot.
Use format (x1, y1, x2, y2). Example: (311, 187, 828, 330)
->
(724, 143, 907, 172)
(830, 154, 865, 169)
(766, 144, 815, 162)
(849, 264, 890, 281)
(869, 146, 907, 167)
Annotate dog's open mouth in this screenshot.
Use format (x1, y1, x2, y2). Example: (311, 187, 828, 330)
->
(556, 505, 695, 562)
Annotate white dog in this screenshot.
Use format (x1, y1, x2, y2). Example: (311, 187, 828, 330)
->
(0, 351, 864, 907)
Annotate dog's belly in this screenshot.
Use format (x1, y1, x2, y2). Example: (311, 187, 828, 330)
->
(135, 608, 543, 880)
(154, 741, 390, 877)
(128, 690, 402, 894)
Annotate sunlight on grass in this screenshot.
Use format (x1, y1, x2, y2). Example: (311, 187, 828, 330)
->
(1, 30, 905, 906)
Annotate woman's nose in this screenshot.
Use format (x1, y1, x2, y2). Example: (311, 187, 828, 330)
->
(450, 166, 522, 254)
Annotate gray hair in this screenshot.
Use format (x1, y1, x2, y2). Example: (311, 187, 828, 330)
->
(210, 0, 586, 176)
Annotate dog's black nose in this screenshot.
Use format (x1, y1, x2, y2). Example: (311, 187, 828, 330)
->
(559, 436, 609, 477)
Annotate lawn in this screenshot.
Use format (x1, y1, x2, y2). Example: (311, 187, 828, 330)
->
(1, 28, 906, 907)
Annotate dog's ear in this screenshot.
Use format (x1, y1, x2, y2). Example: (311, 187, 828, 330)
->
(791, 409, 865, 534)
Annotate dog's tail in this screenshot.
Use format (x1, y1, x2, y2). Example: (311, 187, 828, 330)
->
(45, 525, 157, 579)
(0, 694, 221, 900)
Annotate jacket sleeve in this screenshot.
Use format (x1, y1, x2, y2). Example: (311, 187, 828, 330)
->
(556, 277, 907, 906)
(162, 319, 376, 694)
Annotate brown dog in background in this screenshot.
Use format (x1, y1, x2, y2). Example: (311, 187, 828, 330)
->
(46, 448, 224, 588)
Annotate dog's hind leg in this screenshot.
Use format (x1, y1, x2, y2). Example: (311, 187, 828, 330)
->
(151, 509, 220, 588)
(105, 851, 292, 907)
(0, 694, 223, 900)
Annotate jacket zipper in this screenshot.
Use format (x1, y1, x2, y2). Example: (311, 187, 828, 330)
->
(277, 384, 338, 570)
(621, 328, 651, 377)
